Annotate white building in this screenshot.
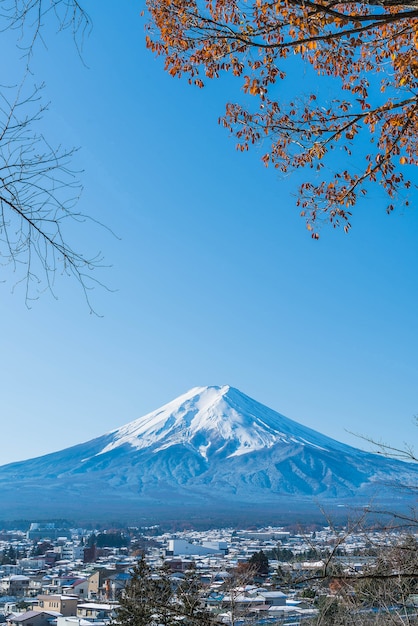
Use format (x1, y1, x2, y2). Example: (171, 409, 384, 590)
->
(167, 539, 225, 557)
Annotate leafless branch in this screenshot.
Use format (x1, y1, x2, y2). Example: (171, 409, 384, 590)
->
(0, 80, 107, 313)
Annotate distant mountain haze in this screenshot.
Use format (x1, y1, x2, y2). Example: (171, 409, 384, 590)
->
(0, 386, 416, 522)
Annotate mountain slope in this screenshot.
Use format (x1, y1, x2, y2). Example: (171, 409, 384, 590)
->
(0, 385, 416, 521)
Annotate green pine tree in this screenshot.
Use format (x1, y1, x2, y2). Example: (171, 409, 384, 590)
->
(116, 558, 218, 626)
(116, 557, 156, 626)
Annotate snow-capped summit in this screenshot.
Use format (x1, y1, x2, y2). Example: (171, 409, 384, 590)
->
(0, 385, 416, 522)
(99, 385, 302, 458)
(98, 385, 347, 460)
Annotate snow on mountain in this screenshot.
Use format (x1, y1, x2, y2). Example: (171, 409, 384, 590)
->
(98, 385, 302, 458)
(96, 385, 346, 459)
(0, 385, 416, 521)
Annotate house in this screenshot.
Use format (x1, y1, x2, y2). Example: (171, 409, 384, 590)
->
(61, 579, 88, 599)
(164, 559, 195, 572)
(57, 618, 108, 626)
(0, 576, 30, 597)
(102, 572, 130, 600)
(57, 619, 107, 626)
(76, 602, 118, 621)
(7, 610, 61, 626)
(34, 596, 78, 617)
(87, 570, 115, 600)
(40, 577, 87, 598)
(259, 591, 287, 606)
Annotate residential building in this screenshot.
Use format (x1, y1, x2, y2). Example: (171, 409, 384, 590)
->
(34, 596, 78, 617)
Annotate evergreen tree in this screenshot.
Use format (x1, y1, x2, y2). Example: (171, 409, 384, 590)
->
(1, 546, 17, 565)
(116, 558, 217, 626)
(116, 557, 156, 626)
(248, 550, 269, 576)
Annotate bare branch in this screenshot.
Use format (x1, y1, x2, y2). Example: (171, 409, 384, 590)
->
(0, 80, 106, 313)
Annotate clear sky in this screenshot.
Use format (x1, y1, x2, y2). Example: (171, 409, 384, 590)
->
(0, 0, 417, 466)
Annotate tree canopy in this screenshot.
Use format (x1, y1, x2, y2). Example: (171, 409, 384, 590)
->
(146, 0, 418, 235)
(248, 549, 269, 575)
(116, 557, 216, 626)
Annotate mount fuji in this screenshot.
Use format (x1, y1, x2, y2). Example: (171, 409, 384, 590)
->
(0, 385, 416, 522)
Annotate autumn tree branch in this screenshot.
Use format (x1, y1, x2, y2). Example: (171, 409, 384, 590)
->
(146, 0, 418, 235)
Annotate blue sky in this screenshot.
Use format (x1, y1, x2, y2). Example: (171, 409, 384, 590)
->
(0, 0, 417, 465)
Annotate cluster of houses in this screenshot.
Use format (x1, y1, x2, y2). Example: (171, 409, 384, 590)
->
(0, 521, 414, 626)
